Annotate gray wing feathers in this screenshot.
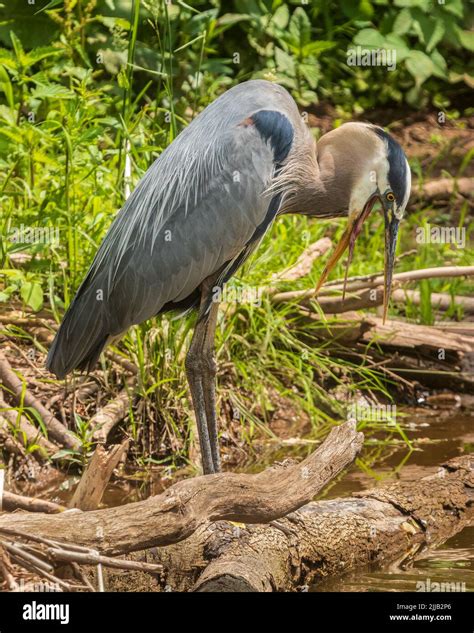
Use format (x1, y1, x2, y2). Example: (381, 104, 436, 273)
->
(46, 80, 297, 377)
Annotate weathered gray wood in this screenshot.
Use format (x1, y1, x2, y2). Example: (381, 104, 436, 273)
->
(69, 441, 129, 511)
(152, 455, 473, 592)
(0, 421, 363, 555)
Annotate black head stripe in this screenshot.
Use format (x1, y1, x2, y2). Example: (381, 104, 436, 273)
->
(373, 127, 408, 207)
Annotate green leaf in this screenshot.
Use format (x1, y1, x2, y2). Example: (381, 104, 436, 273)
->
(442, 0, 464, 19)
(299, 63, 319, 89)
(426, 19, 445, 53)
(405, 50, 434, 85)
(341, 0, 374, 19)
(385, 34, 411, 62)
(430, 49, 447, 79)
(31, 83, 74, 99)
(392, 8, 412, 35)
(275, 47, 295, 74)
(0, 64, 14, 109)
(9, 30, 24, 62)
(76, 127, 103, 144)
(26, 46, 59, 65)
(35, 0, 64, 14)
(394, 0, 430, 9)
(271, 4, 290, 30)
(412, 13, 445, 53)
(288, 7, 311, 49)
(51, 449, 77, 460)
(96, 16, 130, 32)
(353, 28, 385, 48)
(0, 48, 15, 68)
(216, 13, 251, 27)
(20, 281, 43, 312)
(457, 28, 474, 52)
(301, 41, 336, 56)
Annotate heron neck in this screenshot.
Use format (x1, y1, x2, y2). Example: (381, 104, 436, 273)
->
(279, 145, 351, 218)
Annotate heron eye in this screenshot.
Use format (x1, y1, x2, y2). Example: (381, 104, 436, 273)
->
(386, 192, 395, 202)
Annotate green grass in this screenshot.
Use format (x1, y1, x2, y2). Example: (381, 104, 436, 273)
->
(0, 1, 472, 477)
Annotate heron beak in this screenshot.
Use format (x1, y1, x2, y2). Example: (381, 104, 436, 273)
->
(316, 194, 379, 295)
(382, 208, 400, 324)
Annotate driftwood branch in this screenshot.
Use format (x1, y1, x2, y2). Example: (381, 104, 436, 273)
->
(269, 237, 332, 286)
(91, 389, 133, 443)
(0, 528, 161, 591)
(271, 265, 474, 304)
(47, 547, 162, 575)
(0, 420, 363, 555)
(294, 286, 474, 314)
(0, 394, 58, 458)
(126, 455, 472, 592)
(1, 491, 65, 514)
(297, 311, 474, 392)
(0, 351, 79, 450)
(411, 176, 473, 203)
(301, 311, 473, 356)
(69, 441, 129, 511)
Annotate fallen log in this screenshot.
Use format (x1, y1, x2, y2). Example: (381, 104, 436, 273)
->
(410, 176, 473, 203)
(91, 389, 133, 443)
(301, 312, 473, 358)
(1, 445, 471, 592)
(139, 454, 473, 592)
(0, 420, 363, 555)
(1, 491, 65, 514)
(295, 286, 474, 314)
(393, 289, 474, 313)
(433, 322, 474, 338)
(271, 265, 474, 304)
(269, 237, 332, 286)
(297, 311, 474, 392)
(360, 316, 473, 356)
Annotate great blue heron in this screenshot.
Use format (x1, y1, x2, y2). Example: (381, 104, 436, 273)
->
(47, 80, 411, 474)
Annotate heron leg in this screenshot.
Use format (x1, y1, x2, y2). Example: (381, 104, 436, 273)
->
(200, 302, 221, 472)
(185, 286, 220, 474)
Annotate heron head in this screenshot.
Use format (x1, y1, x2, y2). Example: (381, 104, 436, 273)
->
(316, 124, 411, 322)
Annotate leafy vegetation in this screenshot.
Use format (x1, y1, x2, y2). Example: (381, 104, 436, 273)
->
(0, 0, 472, 472)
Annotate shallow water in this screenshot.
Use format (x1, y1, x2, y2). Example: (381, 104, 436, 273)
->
(49, 402, 473, 592)
(313, 407, 473, 592)
(312, 527, 474, 592)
